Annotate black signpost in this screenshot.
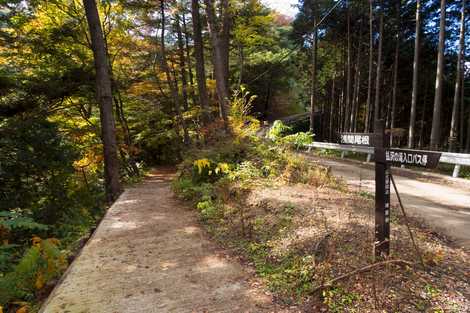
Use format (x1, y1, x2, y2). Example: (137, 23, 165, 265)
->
(373, 120, 390, 258)
(339, 120, 442, 259)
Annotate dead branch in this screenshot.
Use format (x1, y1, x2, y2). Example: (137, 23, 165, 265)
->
(312, 259, 414, 293)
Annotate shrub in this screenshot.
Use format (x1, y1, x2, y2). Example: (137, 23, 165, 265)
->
(267, 120, 292, 141)
(228, 161, 263, 182)
(0, 237, 67, 309)
(196, 200, 219, 220)
(266, 120, 313, 150)
(280, 132, 314, 150)
(192, 159, 231, 183)
(230, 86, 260, 138)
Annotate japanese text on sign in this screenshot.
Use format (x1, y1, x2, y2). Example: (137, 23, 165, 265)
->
(386, 150, 428, 167)
(341, 134, 370, 146)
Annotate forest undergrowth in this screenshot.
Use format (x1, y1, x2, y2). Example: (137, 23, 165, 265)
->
(173, 119, 470, 312)
(0, 117, 145, 313)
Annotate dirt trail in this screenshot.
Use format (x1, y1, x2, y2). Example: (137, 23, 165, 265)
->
(40, 168, 286, 313)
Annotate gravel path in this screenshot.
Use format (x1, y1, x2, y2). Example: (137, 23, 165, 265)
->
(40, 168, 284, 313)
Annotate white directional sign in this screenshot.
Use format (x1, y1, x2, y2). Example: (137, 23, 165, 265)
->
(385, 149, 441, 169)
(340, 133, 379, 146)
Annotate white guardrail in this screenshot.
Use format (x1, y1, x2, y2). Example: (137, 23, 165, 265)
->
(306, 142, 470, 178)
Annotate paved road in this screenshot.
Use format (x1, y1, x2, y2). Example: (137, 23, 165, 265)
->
(306, 155, 470, 250)
(41, 168, 288, 313)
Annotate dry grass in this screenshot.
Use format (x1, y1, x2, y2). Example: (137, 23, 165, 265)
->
(212, 182, 470, 312)
(174, 138, 469, 312)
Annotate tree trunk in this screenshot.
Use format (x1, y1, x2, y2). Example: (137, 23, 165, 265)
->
(344, 1, 352, 132)
(352, 61, 361, 132)
(408, 0, 421, 148)
(467, 110, 470, 152)
(310, 17, 318, 133)
(83, 0, 122, 203)
(237, 45, 244, 89)
(460, 72, 465, 150)
(430, 0, 447, 149)
(365, 0, 374, 132)
(449, 0, 465, 152)
(113, 91, 139, 176)
(175, 14, 189, 112)
(390, 1, 400, 146)
(264, 75, 272, 117)
(160, 1, 189, 144)
(220, 0, 231, 88)
(204, 0, 230, 130)
(373, 1, 384, 130)
(105, 41, 139, 177)
(330, 75, 336, 141)
(418, 74, 429, 149)
(339, 87, 344, 133)
(351, 19, 363, 132)
(191, 0, 210, 124)
(182, 11, 198, 107)
(339, 44, 346, 133)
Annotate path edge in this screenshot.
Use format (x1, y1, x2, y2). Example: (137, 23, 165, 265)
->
(38, 190, 129, 313)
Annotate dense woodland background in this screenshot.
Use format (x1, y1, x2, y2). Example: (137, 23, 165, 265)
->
(1, 0, 470, 311)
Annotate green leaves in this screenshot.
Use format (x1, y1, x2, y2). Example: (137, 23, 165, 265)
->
(0, 212, 48, 232)
(267, 120, 292, 140)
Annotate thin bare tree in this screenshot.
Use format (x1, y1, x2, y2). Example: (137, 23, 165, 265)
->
(430, 0, 447, 149)
(175, 13, 190, 112)
(160, 1, 190, 144)
(344, 1, 352, 132)
(390, 0, 400, 146)
(449, 0, 466, 152)
(310, 15, 318, 133)
(191, 0, 210, 123)
(408, 0, 421, 148)
(373, 0, 384, 130)
(365, 0, 374, 132)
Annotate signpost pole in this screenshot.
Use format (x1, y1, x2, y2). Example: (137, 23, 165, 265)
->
(339, 123, 440, 257)
(374, 120, 390, 258)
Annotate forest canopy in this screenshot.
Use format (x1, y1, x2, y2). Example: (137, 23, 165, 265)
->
(1, 0, 470, 311)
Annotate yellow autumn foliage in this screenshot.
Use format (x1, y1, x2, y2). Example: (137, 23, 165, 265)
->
(16, 306, 28, 313)
(193, 159, 231, 177)
(32, 236, 41, 247)
(35, 272, 45, 290)
(215, 163, 230, 175)
(194, 159, 211, 175)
